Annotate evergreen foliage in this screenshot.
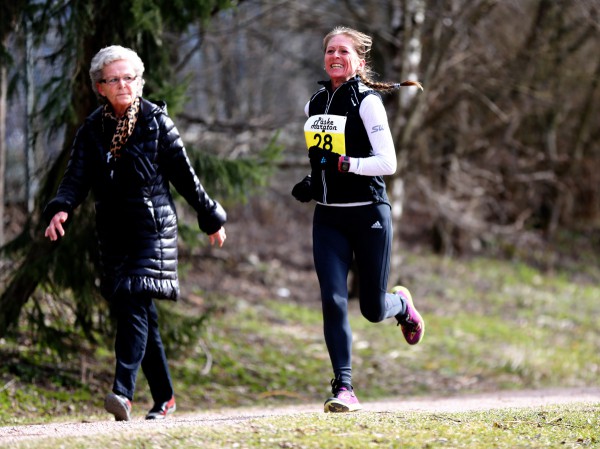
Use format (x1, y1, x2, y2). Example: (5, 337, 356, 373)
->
(0, 0, 282, 354)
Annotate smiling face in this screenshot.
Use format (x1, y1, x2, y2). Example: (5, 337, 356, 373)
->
(324, 34, 365, 90)
(96, 59, 141, 117)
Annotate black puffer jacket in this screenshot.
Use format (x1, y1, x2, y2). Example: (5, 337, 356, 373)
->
(44, 98, 227, 301)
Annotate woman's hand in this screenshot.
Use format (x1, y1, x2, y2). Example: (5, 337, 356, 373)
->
(45, 211, 69, 241)
(292, 175, 312, 202)
(308, 146, 340, 172)
(208, 227, 226, 247)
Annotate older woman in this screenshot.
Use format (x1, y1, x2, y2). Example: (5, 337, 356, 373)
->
(292, 27, 424, 413)
(44, 45, 227, 421)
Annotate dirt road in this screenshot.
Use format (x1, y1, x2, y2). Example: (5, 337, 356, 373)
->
(1, 387, 599, 444)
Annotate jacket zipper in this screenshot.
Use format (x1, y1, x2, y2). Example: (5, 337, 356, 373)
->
(320, 88, 340, 204)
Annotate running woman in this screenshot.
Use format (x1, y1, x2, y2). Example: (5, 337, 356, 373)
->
(291, 26, 425, 413)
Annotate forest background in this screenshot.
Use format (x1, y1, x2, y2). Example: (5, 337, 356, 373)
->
(1, 0, 600, 422)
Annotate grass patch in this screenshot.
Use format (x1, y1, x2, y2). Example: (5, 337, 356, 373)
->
(1, 250, 599, 427)
(6, 403, 599, 449)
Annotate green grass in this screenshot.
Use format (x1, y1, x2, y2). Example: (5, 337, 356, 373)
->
(5, 404, 600, 449)
(1, 250, 599, 447)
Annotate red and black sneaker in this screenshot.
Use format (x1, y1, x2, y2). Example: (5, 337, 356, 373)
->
(145, 396, 176, 420)
(104, 392, 132, 421)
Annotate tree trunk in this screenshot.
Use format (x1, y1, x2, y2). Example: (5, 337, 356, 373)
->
(25, 19, 36, 214)
(0, 31, 98, 338)
(0, 237, 55, 336)
(389, 0, 426, 283)
(0, 62, 6, 246)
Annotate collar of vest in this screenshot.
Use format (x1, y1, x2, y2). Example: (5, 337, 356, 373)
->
(317, 76, 361, 91)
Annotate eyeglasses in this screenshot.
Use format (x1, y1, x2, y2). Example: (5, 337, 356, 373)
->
(99, 75, 138, 86)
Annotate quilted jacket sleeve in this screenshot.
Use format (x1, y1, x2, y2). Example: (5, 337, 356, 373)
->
(157, 112, 227, 235)
(42, 124, 93, 223)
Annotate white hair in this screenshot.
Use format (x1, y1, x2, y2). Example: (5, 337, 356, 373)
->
(89, 45, 145, 101)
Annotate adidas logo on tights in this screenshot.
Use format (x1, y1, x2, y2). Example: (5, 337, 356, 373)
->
(371, 221, 382, 229)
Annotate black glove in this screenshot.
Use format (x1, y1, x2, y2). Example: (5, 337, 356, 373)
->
(292, 175, 312, 202)
(308, 146, 339, 172)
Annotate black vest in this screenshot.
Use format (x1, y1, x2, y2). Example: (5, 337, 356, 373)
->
(307, 77, 390, 205)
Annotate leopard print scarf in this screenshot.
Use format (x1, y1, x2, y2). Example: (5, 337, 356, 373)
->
(103, 97, 140, 160)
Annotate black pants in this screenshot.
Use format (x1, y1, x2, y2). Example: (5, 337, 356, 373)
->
(313, 203, 406, 387)
(111, 293, 174, 404)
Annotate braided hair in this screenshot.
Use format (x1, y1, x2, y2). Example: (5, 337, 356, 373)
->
(323, 26, 423, 93)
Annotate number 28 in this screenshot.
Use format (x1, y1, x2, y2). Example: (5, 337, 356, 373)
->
(313, 133, 333, 151)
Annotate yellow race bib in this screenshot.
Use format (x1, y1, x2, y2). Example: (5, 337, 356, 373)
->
(304, 115, 347, 155)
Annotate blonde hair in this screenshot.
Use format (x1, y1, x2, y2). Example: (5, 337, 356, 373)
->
(323, 26, 423, 93)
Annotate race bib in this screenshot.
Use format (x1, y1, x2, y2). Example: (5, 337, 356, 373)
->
(304, 114, 347, 155)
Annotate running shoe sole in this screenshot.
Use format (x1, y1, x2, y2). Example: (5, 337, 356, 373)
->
(104, 393, 131, 421)
(324, 398, 363, 413)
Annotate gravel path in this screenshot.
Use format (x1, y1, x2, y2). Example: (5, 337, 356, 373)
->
(1, 387, 599, 444)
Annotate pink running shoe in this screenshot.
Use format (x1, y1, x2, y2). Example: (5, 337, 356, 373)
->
(324, 379, 362, 413)
(392, 286, 425, 345)
(104, 392, 132, 421)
